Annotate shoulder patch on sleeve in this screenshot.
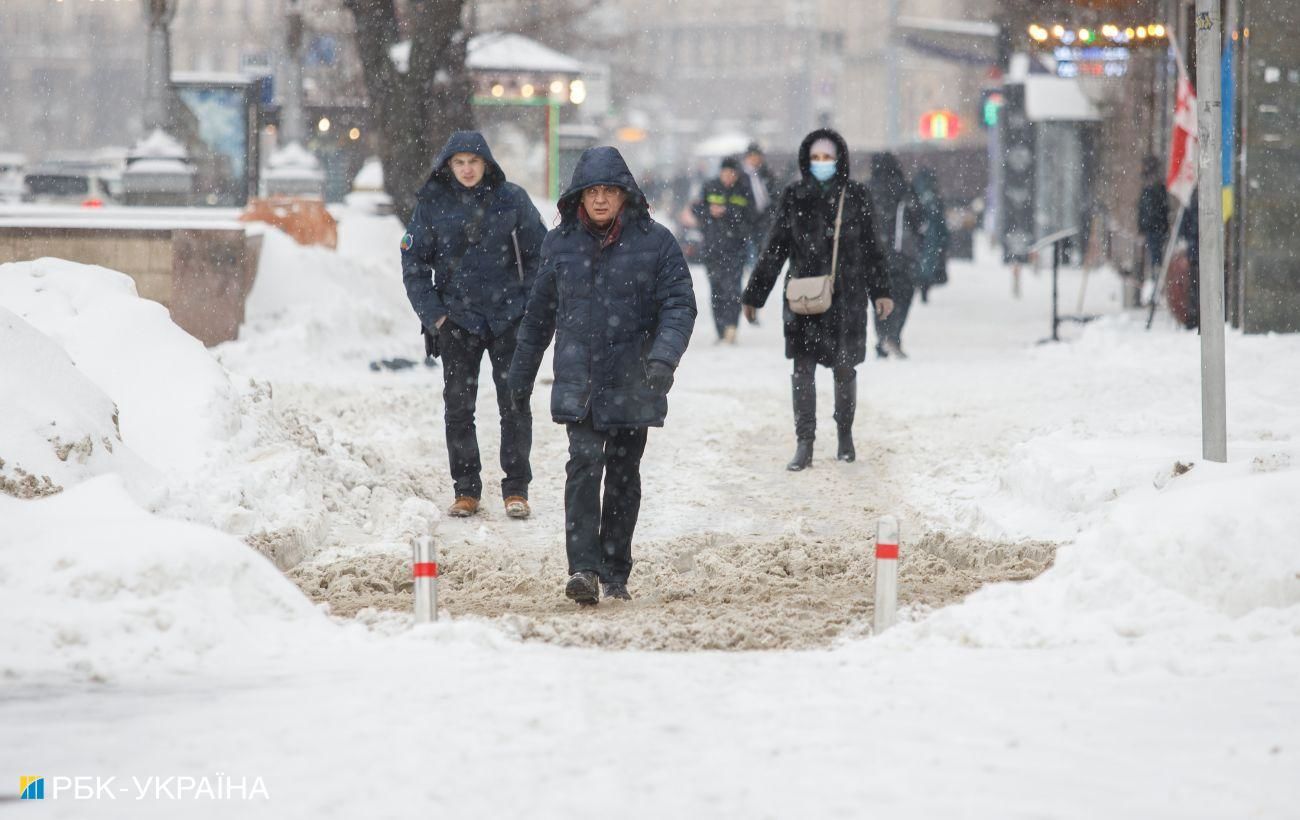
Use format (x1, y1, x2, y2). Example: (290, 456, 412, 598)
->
(400, 232, 414, 251)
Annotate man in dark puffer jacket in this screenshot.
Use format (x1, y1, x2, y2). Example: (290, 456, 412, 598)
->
(508, 146, 697, 605)
(401, 131, 547, 520)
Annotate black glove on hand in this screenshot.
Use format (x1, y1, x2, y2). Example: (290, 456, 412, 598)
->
(510, 386, 532, 414)
(645, 360, 675, 396)
(422, 325, 440, 359)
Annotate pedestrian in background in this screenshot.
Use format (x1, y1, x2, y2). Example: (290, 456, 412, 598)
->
(742, 142, 778, 266)
(869, 152, 922, 359)
(692, 156, 757, 343)
(742, 129, 894, 471)
(401, 131, 547, 520)
(912, 167, 950, 303)
(1137, 155, 1170, 299)
(508, 147, 697, 605)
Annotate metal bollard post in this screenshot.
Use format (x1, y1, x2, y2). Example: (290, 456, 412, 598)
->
(412, 535, 438, 624)
(874, 515, 900, 634)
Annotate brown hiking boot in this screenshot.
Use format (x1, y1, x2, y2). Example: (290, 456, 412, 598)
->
(447, 496, 480, 518)
(504, 496, 531, 519)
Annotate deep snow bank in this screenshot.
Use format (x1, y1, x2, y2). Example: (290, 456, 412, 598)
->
(903, 458, 1300, 648)
(0, 476, 330, 684)
(0, 307, 157, 499)
(217, 219, 416, 380)
(0, 258, 241, 476)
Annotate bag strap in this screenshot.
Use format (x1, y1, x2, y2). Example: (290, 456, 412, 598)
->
(511, 228, 525, 282)
(828, 185, 848, 288)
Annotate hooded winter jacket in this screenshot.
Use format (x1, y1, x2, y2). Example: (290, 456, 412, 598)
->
(692, 174, 757, 264)
(508, 147, 697, 430)
(869, 151, 924, 290)
(742, 128, 891, 367)
(401, 131, 547, 338)
(913, 168, 950, 289)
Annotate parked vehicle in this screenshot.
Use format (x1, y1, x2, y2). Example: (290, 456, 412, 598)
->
(0, 153, 29, 203)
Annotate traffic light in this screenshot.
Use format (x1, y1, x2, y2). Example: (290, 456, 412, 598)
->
(981, 90, 1005, 128)
(919, 109, 962, 141)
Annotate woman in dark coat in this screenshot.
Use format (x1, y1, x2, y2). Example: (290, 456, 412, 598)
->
(869, 152, 923, 358)
(741, 128, 894, 471)
(913, 167, 950, 303)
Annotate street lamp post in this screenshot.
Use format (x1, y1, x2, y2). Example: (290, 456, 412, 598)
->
(281, 0, 306, 145)
(125, 0, 195, 205)
(143, 0, 178, 132)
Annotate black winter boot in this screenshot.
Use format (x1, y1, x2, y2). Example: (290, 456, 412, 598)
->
(787, 439, 814, 471)
(833, 373, 857, 463)
(565, 571, 600, 606)
(788, 371, 816, 471)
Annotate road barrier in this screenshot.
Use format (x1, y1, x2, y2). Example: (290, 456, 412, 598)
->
(413, 535, 439, 624)
(874, 516, 900, 634)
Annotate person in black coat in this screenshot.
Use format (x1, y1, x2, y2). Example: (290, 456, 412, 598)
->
(508, 146, 697, 605)
(743, 142, 779, 265)
(692, 155, 757, 342)
(913, 167, 950, 303)
(741, 129, 894, 471)
(401, 131, 547, 520)
(869, 152, 923, 359)
(1137, 155, 1171, 291)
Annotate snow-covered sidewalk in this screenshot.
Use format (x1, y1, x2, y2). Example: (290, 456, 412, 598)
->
(2, 210, 1297, 817)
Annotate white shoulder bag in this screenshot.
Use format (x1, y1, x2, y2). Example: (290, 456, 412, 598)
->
(785, 186, 847, 316)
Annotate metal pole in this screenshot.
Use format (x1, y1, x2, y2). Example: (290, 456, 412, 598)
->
(873, 516, 899, 634)
(412, 535, 438, 624)
(547, 100, 561, 201)
(142, 0, 177, 132)
(281, 0, 306, 145)
(1194, 0, 1228, 462)
(886, 0, 902, 147)
(1051, 241, 1061, 341)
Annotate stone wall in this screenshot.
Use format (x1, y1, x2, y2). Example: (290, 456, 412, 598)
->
(0, 223, 261, 346)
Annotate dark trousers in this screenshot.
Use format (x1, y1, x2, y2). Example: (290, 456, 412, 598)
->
(439, 321, 532, 500)
(792, 357, 855, 441)
(875, 283, 915, 349)
(705, 254, 745, 337)
(564, 417, 649, 583)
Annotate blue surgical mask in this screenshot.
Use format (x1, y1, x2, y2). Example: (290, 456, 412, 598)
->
(810, 160, 837, 182)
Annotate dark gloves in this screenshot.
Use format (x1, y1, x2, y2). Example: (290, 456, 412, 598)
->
(422, 324, 440, 359)
(645, 360, 675, 396)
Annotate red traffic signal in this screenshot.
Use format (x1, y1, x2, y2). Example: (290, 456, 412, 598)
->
(920, 109, 962, 140)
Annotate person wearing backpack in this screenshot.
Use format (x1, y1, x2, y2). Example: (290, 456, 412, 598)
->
(401, 131, 547, 520)
(869, 152, 923, 359)
(741, 129, 894, 471)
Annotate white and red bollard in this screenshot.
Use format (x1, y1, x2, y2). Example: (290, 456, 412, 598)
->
(873, 515, 899, 634)
(412, 535, 439, 624)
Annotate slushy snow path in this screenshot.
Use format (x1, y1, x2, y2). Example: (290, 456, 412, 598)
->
(2, 208, 1297, 817)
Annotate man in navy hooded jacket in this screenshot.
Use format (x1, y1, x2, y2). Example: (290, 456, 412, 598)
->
(401, 131, 547, 519)
(508, 146, 697, 605)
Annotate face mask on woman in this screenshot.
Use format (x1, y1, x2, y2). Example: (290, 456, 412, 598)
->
(809, 160, 837, 182)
